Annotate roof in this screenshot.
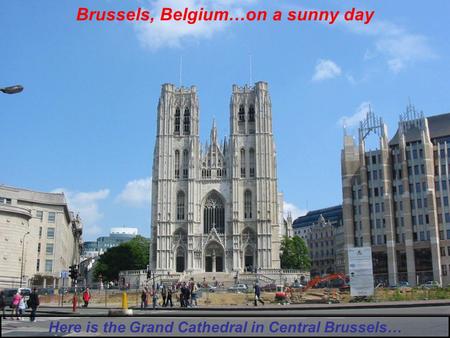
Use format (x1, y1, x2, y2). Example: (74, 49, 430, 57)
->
(292, 205, 342, 229)
(390, 112, 450, 145)
(0, 184, 71, 222)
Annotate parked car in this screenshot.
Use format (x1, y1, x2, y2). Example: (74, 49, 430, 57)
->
(262, 283, 277, 292)
(3, 288, 31, 308)
(420, 281, 441, 289)
(399, 281, 410, 288)
(228, 284, 248, 292)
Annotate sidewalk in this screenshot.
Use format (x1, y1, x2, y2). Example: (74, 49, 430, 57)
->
(32, 299, 450, 315)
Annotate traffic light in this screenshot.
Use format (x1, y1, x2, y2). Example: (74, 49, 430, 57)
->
(69, 265, 79, 280)
(147, 270, 151, 280)
(73, 265, 79, 280)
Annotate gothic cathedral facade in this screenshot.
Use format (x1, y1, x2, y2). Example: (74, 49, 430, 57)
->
(150, 82, 282, 273)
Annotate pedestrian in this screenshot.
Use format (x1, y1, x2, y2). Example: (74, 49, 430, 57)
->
(18, 292, 26, 320)
(254, 283, 264, 306)
(0, 291, 6, 319)
(140, 290, 147, 309)
(161, 286, 167, 307)
(191, 282, 198, 307)
(28, 288, 40, 322)
(11, 291, 21, 320)
(179, 285, 185, 307)
(152, 287, 157, 309)
(166, 287, 173, 307)
(82, 288, 91, 308)
(185, 285, 191, 308)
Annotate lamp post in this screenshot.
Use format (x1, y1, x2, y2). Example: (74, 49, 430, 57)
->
(20, 231, 30, 287)
(0, 85, 23, 94)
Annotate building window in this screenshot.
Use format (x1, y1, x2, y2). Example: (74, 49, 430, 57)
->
(203, 192, 225, 233)
(47, 227, 55, 239)
(36, 210, 43, 221)
(248, 104, 255, 122)
(0, 197, 12, 204)
(37, 243, 41, 253)
(183, 149, 189, 178)
(174, 107, 180, 134)
(244, 190, 252, 219)
(174, 150, 180, 178)
(36, 259, 40, 272)
(238, 105, 245, 122)
(249, 148, 255, 178)
(240, 148, 246, 178)
(48, 212, 56, 223)
(45, 260, 53, 272)
(420, 231, 425, 241)
(442, 265, 448, 276)
(46, 243, 54, 255)
(183, 107, 191, 135)
(176, 191, 185, 221)
(441, 247, 446, 256)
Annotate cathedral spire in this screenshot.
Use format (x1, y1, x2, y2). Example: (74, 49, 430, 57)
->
(210, 118, 218, 145)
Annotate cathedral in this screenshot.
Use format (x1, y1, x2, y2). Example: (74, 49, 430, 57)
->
(150, 81, 284, 273)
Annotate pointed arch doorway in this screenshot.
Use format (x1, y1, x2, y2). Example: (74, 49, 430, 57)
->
(204, 241, 224, 272)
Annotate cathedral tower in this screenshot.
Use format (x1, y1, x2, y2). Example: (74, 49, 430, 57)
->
(150, 82, 281, 274)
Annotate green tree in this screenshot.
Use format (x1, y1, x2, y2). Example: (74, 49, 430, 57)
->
(94, 235, 149, 282)
(280, 236, 311, 270)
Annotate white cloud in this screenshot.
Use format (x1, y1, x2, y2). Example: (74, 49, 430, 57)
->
(52, 188, 110, 237)
(283, 201, 307, 220)
(338, 101, 371, 129)
(312, 59, 342, 82)
(116, 177, 152, 207)
(345, 20, 437, 73)
(134, 0, 255, 50)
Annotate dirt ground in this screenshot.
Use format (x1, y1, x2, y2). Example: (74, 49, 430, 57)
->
(38, 287, 450, 307)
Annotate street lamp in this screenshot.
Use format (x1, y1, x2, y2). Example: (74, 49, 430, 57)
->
(20, 231, 30, 287)
(0, 85, 23, 94)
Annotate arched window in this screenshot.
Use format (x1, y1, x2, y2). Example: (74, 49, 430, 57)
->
(238, 105, 245, 122)
(240, 148, 246, 178)
(248, 104, 255, 122)
(174, 150, 180, 178)
(183, 107, 190, 135)
(174, 107, 180, 134)
(203, 192, 225, 233)
(244, 190, 252, 219)
(183, 149, 189, 178)
(249, 148, 255, 178)
(177, 191, 185, 220)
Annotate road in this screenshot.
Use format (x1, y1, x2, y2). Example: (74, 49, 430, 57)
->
(1, 303, 449, 337)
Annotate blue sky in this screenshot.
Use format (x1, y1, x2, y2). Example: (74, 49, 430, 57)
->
(2, 0, 450, 240)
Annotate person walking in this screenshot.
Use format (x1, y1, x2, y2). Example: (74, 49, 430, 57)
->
(191, 282, 198, 307)
(254, 283, 265, 306)
(179, 284, 185, 308)
(28, 288, 40, 322)
(0, 291, 6, 319)
(140, 290, 147, 309)
(185, 285, 191, 308)
(18, 292, 26, 321)
(82, 288, 91, 308)
(11, 291, 21, 320)
(161, 286, 167, 307)
(166, 287, 173, 308)
(151, 287, 157, 309)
